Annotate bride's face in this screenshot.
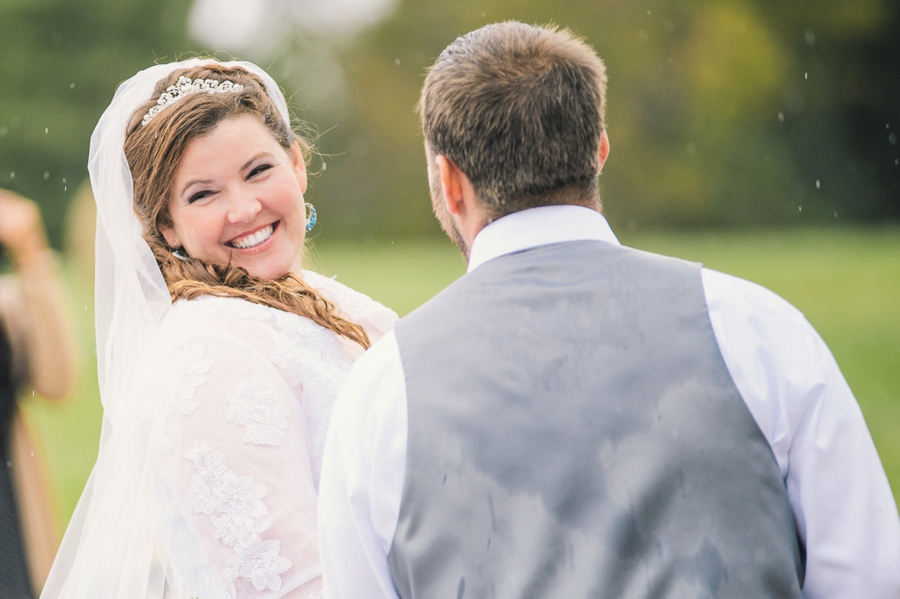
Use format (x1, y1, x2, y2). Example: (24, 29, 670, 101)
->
(161, 114, 309, 280)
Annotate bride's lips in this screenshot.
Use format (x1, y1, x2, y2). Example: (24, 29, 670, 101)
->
(226, 221, 279, 252)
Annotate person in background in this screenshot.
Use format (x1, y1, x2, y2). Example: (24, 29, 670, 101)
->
(0, 188, 77, 598)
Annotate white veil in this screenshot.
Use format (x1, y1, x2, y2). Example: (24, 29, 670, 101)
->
(41, 59, 293, 599)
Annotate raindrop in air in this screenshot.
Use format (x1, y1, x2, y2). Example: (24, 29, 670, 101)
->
(805, 30, 815, 46)
(44, 127, 48, 134)
(889, 133, 897, 146)
(43, 171, 50, 180)
(70, 83, 75, 89)
(322, 162, 327, 171)
(834, 212, 838, 218)
(9, 172, 14, 179)
(778, 112, 784, 122)
(799, 206, 802, 212)
(394, 58, 400, 65)
(815, 180, 821, 189)
(804, 72, 808, 80)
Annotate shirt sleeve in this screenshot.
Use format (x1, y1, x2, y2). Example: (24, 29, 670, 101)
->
(702, 268, 900, 599)
(318, 331, 406, 599)
(162, 330, 324, 599)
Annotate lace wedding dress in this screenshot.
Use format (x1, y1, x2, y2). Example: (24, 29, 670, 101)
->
(49, 271, 395, 599)
(40, 58, 391, 599)
(163, 271, 396, 599)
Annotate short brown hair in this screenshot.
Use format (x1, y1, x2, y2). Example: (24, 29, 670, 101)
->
(419, 22, 607, 216)
(124, 63, 369, 348)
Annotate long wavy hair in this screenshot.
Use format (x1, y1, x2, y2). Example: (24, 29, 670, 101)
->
(124, 63, 369, 348)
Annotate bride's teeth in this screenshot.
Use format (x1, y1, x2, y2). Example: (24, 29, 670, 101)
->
(233, 225, 274, 249)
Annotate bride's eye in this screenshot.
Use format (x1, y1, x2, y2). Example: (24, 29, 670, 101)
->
(248, 164, 273, 179)
(188, 190, 214, 204)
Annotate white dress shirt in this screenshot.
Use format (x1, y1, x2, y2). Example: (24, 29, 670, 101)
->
(319, 205, 900, 599)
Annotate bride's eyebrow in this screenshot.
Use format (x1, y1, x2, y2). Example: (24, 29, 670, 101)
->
(240, 151, 275, 172)
(178, 178, 214, 196)
(177, 151, 276, 196)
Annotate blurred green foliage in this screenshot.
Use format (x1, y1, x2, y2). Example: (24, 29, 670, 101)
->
(1, 0, 899, 244)
(0, 0, 192, 245)
(274, 0, 900, 237)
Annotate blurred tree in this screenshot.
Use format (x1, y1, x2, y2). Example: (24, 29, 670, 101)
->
(1, 0, 897, 242)
(264, 0, 900, 235)
(0, 0, 192, 247)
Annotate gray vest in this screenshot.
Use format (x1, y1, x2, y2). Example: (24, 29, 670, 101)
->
(389, 240, 804, 599)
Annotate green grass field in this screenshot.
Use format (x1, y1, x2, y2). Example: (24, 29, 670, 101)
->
(23, 226, 900, 531)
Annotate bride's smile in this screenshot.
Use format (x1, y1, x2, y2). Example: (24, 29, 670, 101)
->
(161, 113, 309, 280)
(228, 221, 277, 249)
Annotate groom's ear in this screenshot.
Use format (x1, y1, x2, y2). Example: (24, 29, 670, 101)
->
(598, 130, 611, 172)
(435, 154, 468, 216)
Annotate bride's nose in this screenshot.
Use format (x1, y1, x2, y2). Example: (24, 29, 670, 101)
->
(226, 193, 262, 223)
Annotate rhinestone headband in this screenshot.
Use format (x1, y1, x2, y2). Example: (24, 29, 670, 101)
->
(141, 76, 245, 126)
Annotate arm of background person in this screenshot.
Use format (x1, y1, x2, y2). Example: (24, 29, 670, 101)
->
(319, 331, 406, 599)
(703, 268, 900, 599)
(0, 189, 77, 399)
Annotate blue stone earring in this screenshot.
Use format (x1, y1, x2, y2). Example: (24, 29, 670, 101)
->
(305, 203, 317, 232)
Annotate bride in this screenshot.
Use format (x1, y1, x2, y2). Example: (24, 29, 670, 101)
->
(41, 59, 396, 598)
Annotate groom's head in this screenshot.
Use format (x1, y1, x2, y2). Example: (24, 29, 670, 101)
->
(419, 22, 608, 253)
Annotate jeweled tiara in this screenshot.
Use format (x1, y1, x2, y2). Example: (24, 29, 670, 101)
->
(141, 76, 244, 126)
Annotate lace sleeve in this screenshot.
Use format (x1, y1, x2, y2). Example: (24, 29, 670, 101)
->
(159, 320, 325, 599)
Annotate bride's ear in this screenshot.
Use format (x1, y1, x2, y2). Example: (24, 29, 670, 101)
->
(289, 140, 308, 194)
(159, 224, 181, 250)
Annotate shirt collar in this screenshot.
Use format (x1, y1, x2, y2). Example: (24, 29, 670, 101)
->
(467, 205, 620, 273)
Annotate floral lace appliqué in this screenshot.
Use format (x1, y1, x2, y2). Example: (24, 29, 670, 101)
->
(226, 378, 290, 446)
(165, 341, 212, 416)
(200, 296, 273, 321)
(270, 312, 353, 487)
(185, 441, 291, 597)
(170, 512, 230, 599)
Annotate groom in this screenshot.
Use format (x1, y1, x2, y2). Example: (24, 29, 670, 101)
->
(318, 22, 900, 598)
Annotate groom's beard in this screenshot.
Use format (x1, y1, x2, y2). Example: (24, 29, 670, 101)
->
(429, 167, 470, 260)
